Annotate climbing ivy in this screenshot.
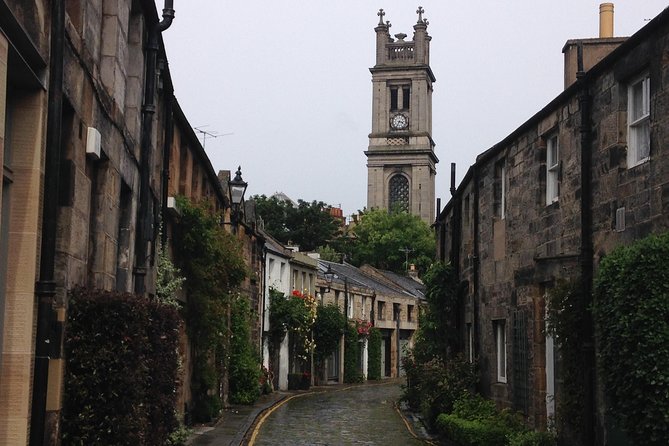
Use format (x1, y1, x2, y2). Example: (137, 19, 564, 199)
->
(173, 197, 246, 421)
(593, 232, 669, 445)
(313, 303, 346, 363)
(545, 279, 587, 440)
(229, 293, 261, 405)
(412, 261, 459, 363)
(344, 323, 362, 383)
(367, 327, 382, 380)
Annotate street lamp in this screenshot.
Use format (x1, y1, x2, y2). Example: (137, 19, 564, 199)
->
(323, 264, 335, 293)
(228, 166, 247, 227)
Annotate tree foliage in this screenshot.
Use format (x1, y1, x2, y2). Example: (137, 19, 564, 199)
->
(347, 209, 435, 273)
(593, 232, 669, 445)
(252, 195, 341, 252)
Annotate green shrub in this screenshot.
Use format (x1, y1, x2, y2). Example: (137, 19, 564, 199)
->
(436, 414, 507, 446)
(453, 392, 498, 421)
(367, 327, 382, 380)
(62, 288, 181, 446)
(402, 353, 477, 426)
(344, 323, 362, 383)
(593, 232, 669, 445)
(508, 430, 556, 446)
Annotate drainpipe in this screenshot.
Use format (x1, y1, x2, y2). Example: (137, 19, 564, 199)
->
(472, 164, 481, 390)
(577, 42, 596, 446)
(160, 86, 174, 247)
(135, 1, 175, 294)
(30, 0, 64, 443)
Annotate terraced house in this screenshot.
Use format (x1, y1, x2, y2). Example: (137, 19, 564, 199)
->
(435, 5, 669, 444)
(0, 1, 259, 443)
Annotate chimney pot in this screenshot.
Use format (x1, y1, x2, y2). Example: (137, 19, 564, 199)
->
(599, 3, 614, 38)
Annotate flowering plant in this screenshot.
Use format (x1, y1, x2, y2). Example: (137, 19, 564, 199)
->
(355, 319, 373, 337)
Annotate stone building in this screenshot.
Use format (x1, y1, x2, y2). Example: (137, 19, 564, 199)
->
(0, 0, 261, 443)
(435, 4, 669, 443)
(316, 260, 424, 382)
(366, 7, 438, 224)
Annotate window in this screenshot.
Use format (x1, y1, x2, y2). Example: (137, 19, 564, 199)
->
(393, 303, 400, 321)
(463, 194, 470, 227)
(407, 305, 414, 322)
(362, 296, 367, 318)
(390, 87, 398, 111)
(494, 161, 506, 219)
(494, 320, 507, 383)
(628, 73, 650, 166)
(347, 294, 354, 318)
(389, 174, 409, 212)
(334, 290, 340, 307)
(546, 134, 559, 205)
(402, 86, 411, 110)
(378, 301, 386, 320)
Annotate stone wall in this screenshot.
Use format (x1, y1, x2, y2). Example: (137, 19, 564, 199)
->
(435, 10, 669, 437)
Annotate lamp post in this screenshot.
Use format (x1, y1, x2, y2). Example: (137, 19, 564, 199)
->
(321, 264, 335, 300)
(228, 166, 248, 230)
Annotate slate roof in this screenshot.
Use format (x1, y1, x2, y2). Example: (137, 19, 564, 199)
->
(318, 260, 424, 300)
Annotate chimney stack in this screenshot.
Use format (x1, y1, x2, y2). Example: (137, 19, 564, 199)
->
(599, 3, 614, 38)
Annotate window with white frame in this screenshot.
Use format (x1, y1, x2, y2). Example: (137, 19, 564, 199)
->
(347, 294, 353, 318)
(546, 134, 559, 205)
(494, 320, 507, 383)
(628, 72, 650, 166)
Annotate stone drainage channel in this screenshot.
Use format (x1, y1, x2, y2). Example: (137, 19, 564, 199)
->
(245, 380, 437, 446)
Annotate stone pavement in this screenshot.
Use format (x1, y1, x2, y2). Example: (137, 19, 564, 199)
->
(187, 391, 290, 446)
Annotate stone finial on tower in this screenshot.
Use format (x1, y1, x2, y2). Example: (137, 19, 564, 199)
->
(378, 8, 386, 26)
(416, 6, 424, 23)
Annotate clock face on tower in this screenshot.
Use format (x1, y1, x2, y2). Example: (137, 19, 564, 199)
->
(390, 113, 409, 130)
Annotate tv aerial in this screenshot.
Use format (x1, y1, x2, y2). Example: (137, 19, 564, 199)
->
(193, 125, 233, 148)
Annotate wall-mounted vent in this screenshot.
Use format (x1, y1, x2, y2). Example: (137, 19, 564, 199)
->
(167, 196, 181, 217)
(615, 207, 626, 232)
(86, 127, 101, 160)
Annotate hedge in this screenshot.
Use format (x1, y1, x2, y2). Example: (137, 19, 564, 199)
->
(62, 288, 181, 446)
(436, 414, 507, 446)
(593, 232, 669, 445)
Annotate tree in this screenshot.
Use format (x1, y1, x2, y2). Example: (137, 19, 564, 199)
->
(347, 209, 435, 274)
(252, 195, 341, 252)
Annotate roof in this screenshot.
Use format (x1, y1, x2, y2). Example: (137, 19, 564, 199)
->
(318, 260, 424, 300)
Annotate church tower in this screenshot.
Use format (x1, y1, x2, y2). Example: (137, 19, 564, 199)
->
(365, 7, 438, 224)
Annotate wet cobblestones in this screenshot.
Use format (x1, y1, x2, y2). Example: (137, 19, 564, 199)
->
(252, 381, 425, 446)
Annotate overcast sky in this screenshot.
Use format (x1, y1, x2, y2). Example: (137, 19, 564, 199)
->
(162, 1, 668, 217)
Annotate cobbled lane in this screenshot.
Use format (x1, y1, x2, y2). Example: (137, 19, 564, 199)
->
(251, 381, 426, 446)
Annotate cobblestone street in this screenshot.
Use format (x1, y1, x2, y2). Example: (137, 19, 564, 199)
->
(248, 381, 426, 446)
